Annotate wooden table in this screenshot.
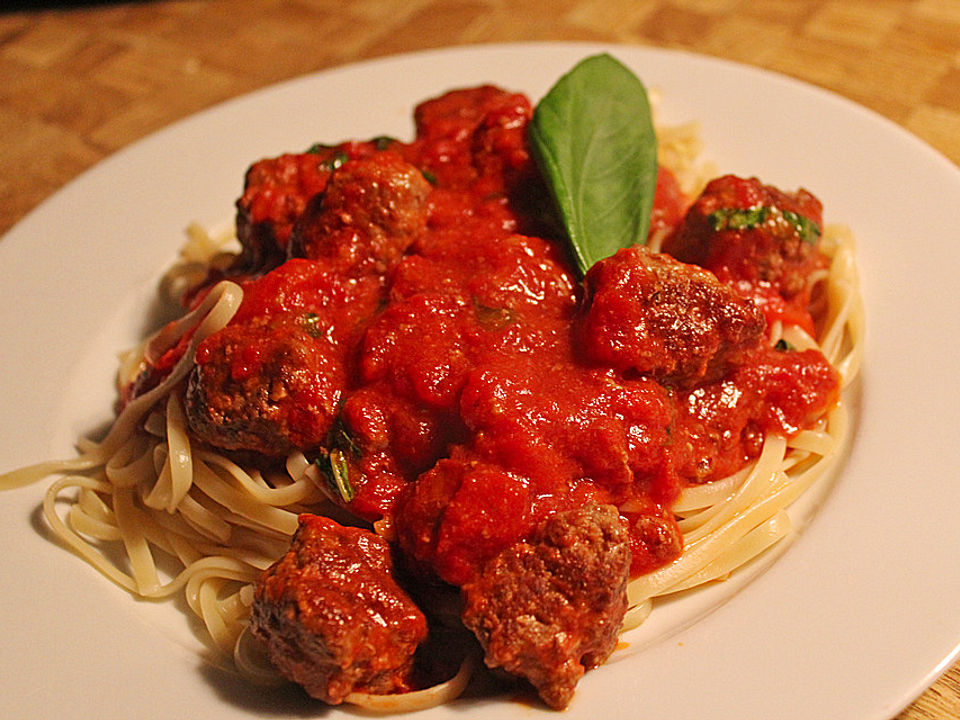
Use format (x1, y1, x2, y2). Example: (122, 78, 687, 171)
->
(1, 2, 957, 718)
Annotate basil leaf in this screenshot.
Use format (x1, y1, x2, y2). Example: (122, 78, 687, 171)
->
(529, 53, 658, 275)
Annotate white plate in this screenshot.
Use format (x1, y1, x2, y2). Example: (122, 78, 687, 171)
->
(2, 42, 959, 720)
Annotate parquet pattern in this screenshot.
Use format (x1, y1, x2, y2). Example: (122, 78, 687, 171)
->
(1, 1, 958, 718)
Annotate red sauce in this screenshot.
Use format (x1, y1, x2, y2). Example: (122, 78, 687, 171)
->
(157, 86, 840, 587)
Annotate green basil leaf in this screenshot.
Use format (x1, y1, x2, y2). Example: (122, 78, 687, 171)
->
(529, 53, 658, 275)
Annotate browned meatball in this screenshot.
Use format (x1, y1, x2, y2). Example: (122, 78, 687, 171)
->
(662, 174, 826, 302)
(251, 514, 429, 704)
(234, 143, 397, 275)
(235, 152, 334, 273)
(184, 324, 345, 457)
(288, 152, 431, 276)
(460, 503, 631, 710)
(579, 245, 765, 386)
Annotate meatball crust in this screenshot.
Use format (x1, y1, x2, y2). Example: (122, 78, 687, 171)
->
(288, 152, 431, 276)
(460, 502, 631, 710)
(251, 514, 429, 704)
(579, 245, 766, 386)
(185, 324, 345, 457)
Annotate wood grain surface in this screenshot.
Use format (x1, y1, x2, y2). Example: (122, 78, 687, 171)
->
(1, 1, 958, 718)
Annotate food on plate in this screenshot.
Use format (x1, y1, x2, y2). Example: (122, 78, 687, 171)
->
(251, 514, 429, 704)
(0, 54, 863, 711)
(460, 502, 631, 709)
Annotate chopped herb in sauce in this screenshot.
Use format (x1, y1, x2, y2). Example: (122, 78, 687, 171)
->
(373, 135, 399, 150)
(316, 450, 355, 503)
(302, 312, 323, 337)
(707, 205, 821, 244)
(473, 297, 516, 330)
(319, 150, 350, 173)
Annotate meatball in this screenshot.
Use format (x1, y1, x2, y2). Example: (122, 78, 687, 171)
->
(184, 324, 345, 457)
(460, 503, 631, 710)
(662, 174, 826, 302)
(235, 142, 399, 274)
(412, 86, 532, 189)
(579, 245, 765, 386)
(288, 152, 431, 276)
(251, 514, 428, 704)
(235, 149, 339, 273)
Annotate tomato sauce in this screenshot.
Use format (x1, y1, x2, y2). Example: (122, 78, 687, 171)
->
(157, 85, 840, 586)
